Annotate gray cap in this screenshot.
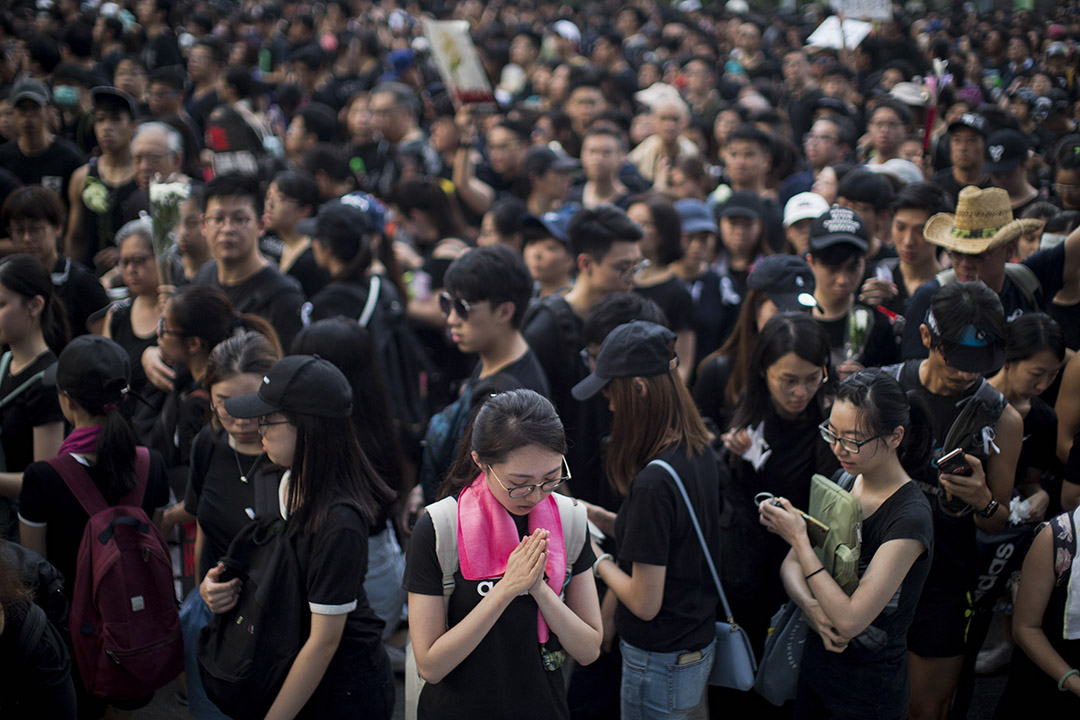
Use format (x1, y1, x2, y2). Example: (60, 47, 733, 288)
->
(11, 78, 50, 107)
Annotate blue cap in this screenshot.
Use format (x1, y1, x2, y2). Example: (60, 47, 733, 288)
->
(675, 199, 718, 234)
(522, 203, 579, 244)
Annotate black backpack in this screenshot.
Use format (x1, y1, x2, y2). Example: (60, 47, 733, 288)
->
(0, 540, 68, 636)
(196, 515, 309, 720)
(522, 294, 582, 392)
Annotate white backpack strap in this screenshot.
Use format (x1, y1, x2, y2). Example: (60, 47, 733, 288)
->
(358, 275, 381, 328)
(425, 496, 459, 615)
(553, 493, 588, 580)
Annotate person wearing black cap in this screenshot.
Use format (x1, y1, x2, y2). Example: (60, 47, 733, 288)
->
(204, 355, 396, 718)
(693, 254, 819, 430)
(0, 78, 86, 211)
(524, 145, 578, 217)
(577, 321, 721, 720)
(806, 206, 900, 373)
(715, 190, 770, 310)
(882, 282, 1022, 720)
(930, 113, 991, 207)
(65, 86, 141, 273)
(985, 128, 1043, 217)
(18, 334, 169, 717)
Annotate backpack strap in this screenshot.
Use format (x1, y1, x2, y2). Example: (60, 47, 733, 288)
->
(15, 601, 48, 659)
(0, 351, 47, 409)
(1004, 263, 1041, 308)
(553, 493, 588, 578)
(358, 275, 381, 328)
(425, 497, 459, 619)
(48, 453, 109, 518)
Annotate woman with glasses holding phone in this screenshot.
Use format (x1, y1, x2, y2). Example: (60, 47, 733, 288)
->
(759, 369, 934, 719)
(719, 313, 838, 679)
(578, 321, 719, 720)
(404, 388, 602, 720)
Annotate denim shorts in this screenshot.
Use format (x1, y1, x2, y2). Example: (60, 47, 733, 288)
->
(364, 521, 407, 640)
(620, 638, 715, 720)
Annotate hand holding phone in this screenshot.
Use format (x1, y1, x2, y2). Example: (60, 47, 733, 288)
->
(934, 448, 971, 501)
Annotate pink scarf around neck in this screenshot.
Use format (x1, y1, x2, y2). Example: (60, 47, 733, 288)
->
(457, 473, 565, 643)
(57, 426, 102, 456)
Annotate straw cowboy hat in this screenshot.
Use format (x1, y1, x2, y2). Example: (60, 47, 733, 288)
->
(924, 186, 1043, 254)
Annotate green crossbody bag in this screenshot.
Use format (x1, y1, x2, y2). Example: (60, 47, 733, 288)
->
(809, 473, 862, 596)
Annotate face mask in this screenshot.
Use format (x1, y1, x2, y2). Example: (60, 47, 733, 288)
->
(53, 85, 79, 108)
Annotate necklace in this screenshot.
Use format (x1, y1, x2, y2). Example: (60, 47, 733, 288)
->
(232, 446, 264, 484)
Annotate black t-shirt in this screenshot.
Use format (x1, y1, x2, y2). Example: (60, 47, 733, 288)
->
(900, 243, 1068, 359)
(1049, 300, 1080, 350)
(471, 350, 551, 400)
(614, 445, 720, 653)
(634, 275, 693, 333)
(0, 351, 62, 474)
(801, 481, 933, 717)
(143, 30, 183, 69)
(303, 279, 371, 324)
(18, 450, 170, 600)
(260, 473, 385, 662)
(0, 138, 84, 208)
(194, 262, 305, 350)
(817, 304, 899, 369)
(0, 600, 77, 719)
(52, 257, 110, 337)
(185, 89, 219, 136)
(1017, 397, 1058, 483)
(930, 167, 991, 207)
(692, 354, 734, 431)
(183, 427, 260, 577)
(282, 246, 330, 299)
(403, 502, 594, 720)
(521, 296, 585, 419)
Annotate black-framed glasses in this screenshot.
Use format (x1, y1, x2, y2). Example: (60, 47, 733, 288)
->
(487, 457, 572, 499)
(257, 417, 291, 431)
(818, 421, 886, 454)
(156, 317, 187, 338)
(438, 292, 474, 320)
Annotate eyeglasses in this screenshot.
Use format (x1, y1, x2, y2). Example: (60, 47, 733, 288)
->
(818, 421, 886, 454)
(1054, 182, 1080, 195)
(869, 120, 904, 130)
(156, 317, 187, 338)
(803, 133, 838, 145)
(768, 368, 827, 394)
(438, 292, 475, 320)
(8, 223, 50, 239)
(608, 258, 650, 279)
(257, 417, 291, 431)
(118, 254, 153, 269)
(204, 214, 255, 230)
(487, 457, 572, 499)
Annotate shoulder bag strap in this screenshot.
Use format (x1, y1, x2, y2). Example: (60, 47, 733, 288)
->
(358, 275, 381, 328)
(425, 497, 459, 617)
(46, 453, 110, 517)
(1004, 263, 1041, 306)
(648, 458, 736, 624)
(0, 352, 46, 410)
(553, 493, 588, 567)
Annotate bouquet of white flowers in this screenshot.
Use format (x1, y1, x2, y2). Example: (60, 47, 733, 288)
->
(149, 175, 190, 284)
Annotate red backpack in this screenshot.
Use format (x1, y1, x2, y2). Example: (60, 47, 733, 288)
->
(49, 447, 183, 700)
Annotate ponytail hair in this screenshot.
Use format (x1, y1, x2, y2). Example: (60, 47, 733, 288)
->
(167, 285, 282, 357)
(833, 368, 932, 477)
(0, 254, 70, 355)
(94, 404, 139, 500)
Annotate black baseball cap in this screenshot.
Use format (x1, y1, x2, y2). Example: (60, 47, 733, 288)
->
(947, 112, 987, 138)
(91, 86, 138, 119)
(718, 191, 764, 220)
(983, 129, 1028, 174)
(296, 195, 380, 241)
(809, 206, 869, 253)
(747, 255, 818, 312)
(225, 355, 353, 419)
(43, 335, 130, 407)
(524, 146, 579, 176)
(925, 309, 1005, 375)
(571, 321, 677, 400)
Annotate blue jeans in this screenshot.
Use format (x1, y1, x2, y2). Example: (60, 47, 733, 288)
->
(364, 521, 407, 640)
(180, 589, 232, 720)
(620, 638, 715, 720)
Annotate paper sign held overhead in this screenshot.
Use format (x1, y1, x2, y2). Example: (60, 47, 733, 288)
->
(806, 16, 873, 50)
(422, 19, 496, 110)
(834, 0, 892, 20)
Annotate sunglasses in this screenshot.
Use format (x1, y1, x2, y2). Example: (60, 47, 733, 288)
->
(438, 292, 474, 320)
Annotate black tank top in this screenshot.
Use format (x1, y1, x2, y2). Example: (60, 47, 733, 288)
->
(79, 157, 141, 267)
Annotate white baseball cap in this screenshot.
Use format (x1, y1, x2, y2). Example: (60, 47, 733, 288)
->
(783, 192, 830, 228)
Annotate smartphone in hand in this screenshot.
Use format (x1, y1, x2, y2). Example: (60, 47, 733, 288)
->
(934, 448, 972, 477)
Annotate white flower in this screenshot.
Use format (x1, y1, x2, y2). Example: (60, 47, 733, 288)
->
(149, 181, 190, 205)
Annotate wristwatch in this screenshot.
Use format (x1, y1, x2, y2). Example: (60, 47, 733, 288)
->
(974, 497, 1000, 518)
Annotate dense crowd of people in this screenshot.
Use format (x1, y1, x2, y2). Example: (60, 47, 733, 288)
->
(1, 0, 1080, 718)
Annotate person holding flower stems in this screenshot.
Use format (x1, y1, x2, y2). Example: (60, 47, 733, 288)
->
(759, 368, 934, 720)
(805, 206, 899, 378)
(64, 87, 141, 274)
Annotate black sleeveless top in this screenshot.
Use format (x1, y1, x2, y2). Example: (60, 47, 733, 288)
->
(109, 299, 156, 397)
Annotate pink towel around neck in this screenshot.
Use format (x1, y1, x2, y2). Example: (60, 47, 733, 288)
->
(456, 473, 566, 643)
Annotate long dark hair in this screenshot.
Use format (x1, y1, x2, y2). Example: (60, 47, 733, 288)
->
(730, 312, 831, 431)
(167, 285, 282, 357)
(0, 254, 69, 355)
(290, 318, 405, 497)
(832, 368, 932, 477)
(439, 389, 565, 500)
(286, 411, 396, 533)
(698, 287, 770, 407)
(627, 193, 684, 265)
